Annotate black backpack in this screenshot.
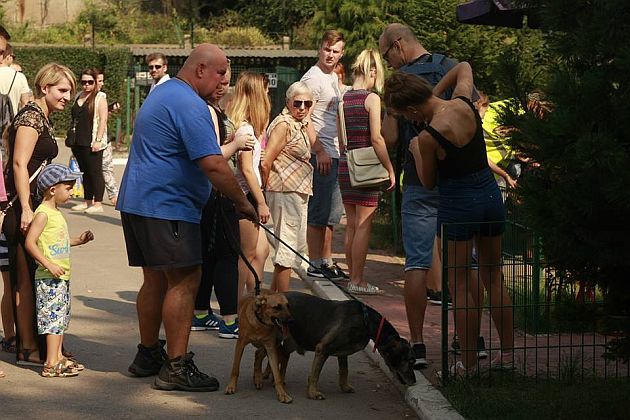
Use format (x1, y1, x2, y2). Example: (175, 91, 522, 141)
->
(0, 71, 17, 136)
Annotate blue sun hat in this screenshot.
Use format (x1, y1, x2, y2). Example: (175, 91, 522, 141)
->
(37, 163, 82, 194)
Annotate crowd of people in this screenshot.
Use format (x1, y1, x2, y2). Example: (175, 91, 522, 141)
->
(0, 21, 517, 384)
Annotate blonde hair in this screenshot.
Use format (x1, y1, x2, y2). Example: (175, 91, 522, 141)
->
(352, 49, 385, 93)
(226, 72, 270, 138)
(34, 63, 76, 99)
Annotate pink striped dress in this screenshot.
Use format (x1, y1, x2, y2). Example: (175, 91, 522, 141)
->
(338, 89, 381, 207)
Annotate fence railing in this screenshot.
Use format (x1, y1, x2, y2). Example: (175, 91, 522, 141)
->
(439, 205, 630, 384)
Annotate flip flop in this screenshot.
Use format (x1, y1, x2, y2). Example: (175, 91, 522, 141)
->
(16, 349, 44, 366)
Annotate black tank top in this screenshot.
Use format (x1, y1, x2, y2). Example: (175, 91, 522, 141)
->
(71, 99, 92, 147)
(424, 97, 487, 179)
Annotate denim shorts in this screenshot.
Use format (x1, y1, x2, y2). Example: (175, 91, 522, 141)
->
(438, 168, 506, 241)
(402, 184, 440, 270)
(307, 155, 343, 227)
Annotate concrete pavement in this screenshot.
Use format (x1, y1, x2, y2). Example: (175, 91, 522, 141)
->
(0, 143, 416, 419)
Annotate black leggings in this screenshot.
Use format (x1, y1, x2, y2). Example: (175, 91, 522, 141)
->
(71, 146, 105, 202)
(195, 194, 240, 316)
(3, 199, 47, 360)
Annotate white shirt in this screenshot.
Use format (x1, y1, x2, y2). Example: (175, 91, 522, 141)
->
(300, 65, 340, 158)
(234, 123, 262, 194)
(0, 67, 31, 115)
(149, 74, 171, 93)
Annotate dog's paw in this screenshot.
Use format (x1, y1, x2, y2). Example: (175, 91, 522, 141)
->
(253, 374, 263, 390)
(307, 389, 326, 400)
(225, 381, 237, 395)
(277, 390, 293, 404)
(340, 383, 355, 393)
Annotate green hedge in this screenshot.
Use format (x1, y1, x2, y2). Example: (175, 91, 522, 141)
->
(16, 46, 131, 134)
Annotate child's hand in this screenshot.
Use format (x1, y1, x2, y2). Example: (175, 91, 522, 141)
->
(46, 263, 66, 278)
(79, 230, 94, 244)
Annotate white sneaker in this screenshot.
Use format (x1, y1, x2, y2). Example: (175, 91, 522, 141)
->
(84, 206, 104, 214)
(72, 203, 88, 211)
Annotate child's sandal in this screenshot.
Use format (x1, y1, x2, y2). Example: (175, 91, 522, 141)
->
(63, 357, 84, 371)
(41, 361, 79, 378)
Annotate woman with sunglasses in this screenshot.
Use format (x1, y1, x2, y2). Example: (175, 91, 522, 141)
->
(261, 82, 314, 292)
(4, 63, 76, 365)
(69, 69, 107, 213)
(338, 49, 395, 295)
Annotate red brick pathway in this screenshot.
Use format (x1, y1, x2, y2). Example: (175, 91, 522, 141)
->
(330, 220, 627, 383)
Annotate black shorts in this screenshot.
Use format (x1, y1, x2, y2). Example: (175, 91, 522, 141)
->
(121, 212, 202, 270)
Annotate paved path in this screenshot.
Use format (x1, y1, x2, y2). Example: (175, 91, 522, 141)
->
(0, 145, 416, 419)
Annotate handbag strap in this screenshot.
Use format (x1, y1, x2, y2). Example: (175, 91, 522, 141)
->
(2, 160, 48, 213)
(337, 88, 348, 153)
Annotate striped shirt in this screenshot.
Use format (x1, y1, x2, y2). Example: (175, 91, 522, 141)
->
(265, 109, 313, 195)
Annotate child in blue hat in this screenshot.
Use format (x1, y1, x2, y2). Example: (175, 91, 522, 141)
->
(24, 164, 94, 377)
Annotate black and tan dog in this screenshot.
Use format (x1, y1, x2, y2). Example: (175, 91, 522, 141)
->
(225, 291, 293, 403)
(262, 291, 416, 400)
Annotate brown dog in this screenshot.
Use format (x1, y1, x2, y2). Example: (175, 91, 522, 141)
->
(225, 291, 293, 403)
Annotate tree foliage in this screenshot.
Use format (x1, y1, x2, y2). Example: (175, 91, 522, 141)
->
(506, 0, 630, 325)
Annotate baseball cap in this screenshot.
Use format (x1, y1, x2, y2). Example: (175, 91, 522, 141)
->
(37, 164, 82, 193)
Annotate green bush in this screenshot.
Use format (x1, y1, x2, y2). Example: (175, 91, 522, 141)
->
(17, 46, 131, 134)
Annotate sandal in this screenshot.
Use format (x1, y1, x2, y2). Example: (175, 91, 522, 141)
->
(17, 349, 44, 366)
(41, 361, 79, 378)
(63, 357, 84, 371)
(1, 336, 17, 353)
(347, 282, 383, 295)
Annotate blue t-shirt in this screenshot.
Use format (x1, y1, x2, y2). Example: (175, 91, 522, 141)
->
(117, 78, 221, 223)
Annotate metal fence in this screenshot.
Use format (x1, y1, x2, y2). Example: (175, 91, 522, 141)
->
(439, 197, 630, 384)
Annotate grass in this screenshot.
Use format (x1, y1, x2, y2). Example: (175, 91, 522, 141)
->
(441, 372, 630, 420)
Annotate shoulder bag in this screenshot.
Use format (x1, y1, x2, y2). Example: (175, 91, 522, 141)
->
(338, 93, 389, 188)
(0, 160, 47, 228)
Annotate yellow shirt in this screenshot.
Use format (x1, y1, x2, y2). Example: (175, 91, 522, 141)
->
(34, 204, 71, 280)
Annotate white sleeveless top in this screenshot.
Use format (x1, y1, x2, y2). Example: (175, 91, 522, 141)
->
(234, 122, 262, 194)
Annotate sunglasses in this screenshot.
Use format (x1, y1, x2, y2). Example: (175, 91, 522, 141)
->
(148, 65, 163, 70)
(383, 37, 402, 62)
(80, 80, 95, 85)
(292, 100, 313, 109)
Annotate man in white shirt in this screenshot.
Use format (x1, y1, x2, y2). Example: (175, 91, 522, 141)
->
(146, 52, 170, 94)
(0, 44, 32, 114)
(300, 30, 347, 280)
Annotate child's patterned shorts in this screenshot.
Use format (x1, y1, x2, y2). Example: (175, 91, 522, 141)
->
(35, 278, 71, 335)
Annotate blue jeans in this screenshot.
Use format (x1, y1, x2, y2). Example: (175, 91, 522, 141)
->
(401, 184, 440, 270)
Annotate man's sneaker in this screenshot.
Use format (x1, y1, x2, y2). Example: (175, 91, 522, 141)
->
(218, 320, 239, 339)
(427, 289, 442, 305)
(191, 313, 221, 331)
(318, 263, 344, 280)
(128, 339, 167, 377)
(330, 262, 349, 279)
(307, 265, 325, 278)
(412, 343, 428, 369)
(153, 352, 219, 392)
(450, 336, 489, 359)
(477, 336, 488, 359)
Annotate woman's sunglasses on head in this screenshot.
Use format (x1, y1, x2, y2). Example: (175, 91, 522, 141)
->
(293, 100, 313, 109)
